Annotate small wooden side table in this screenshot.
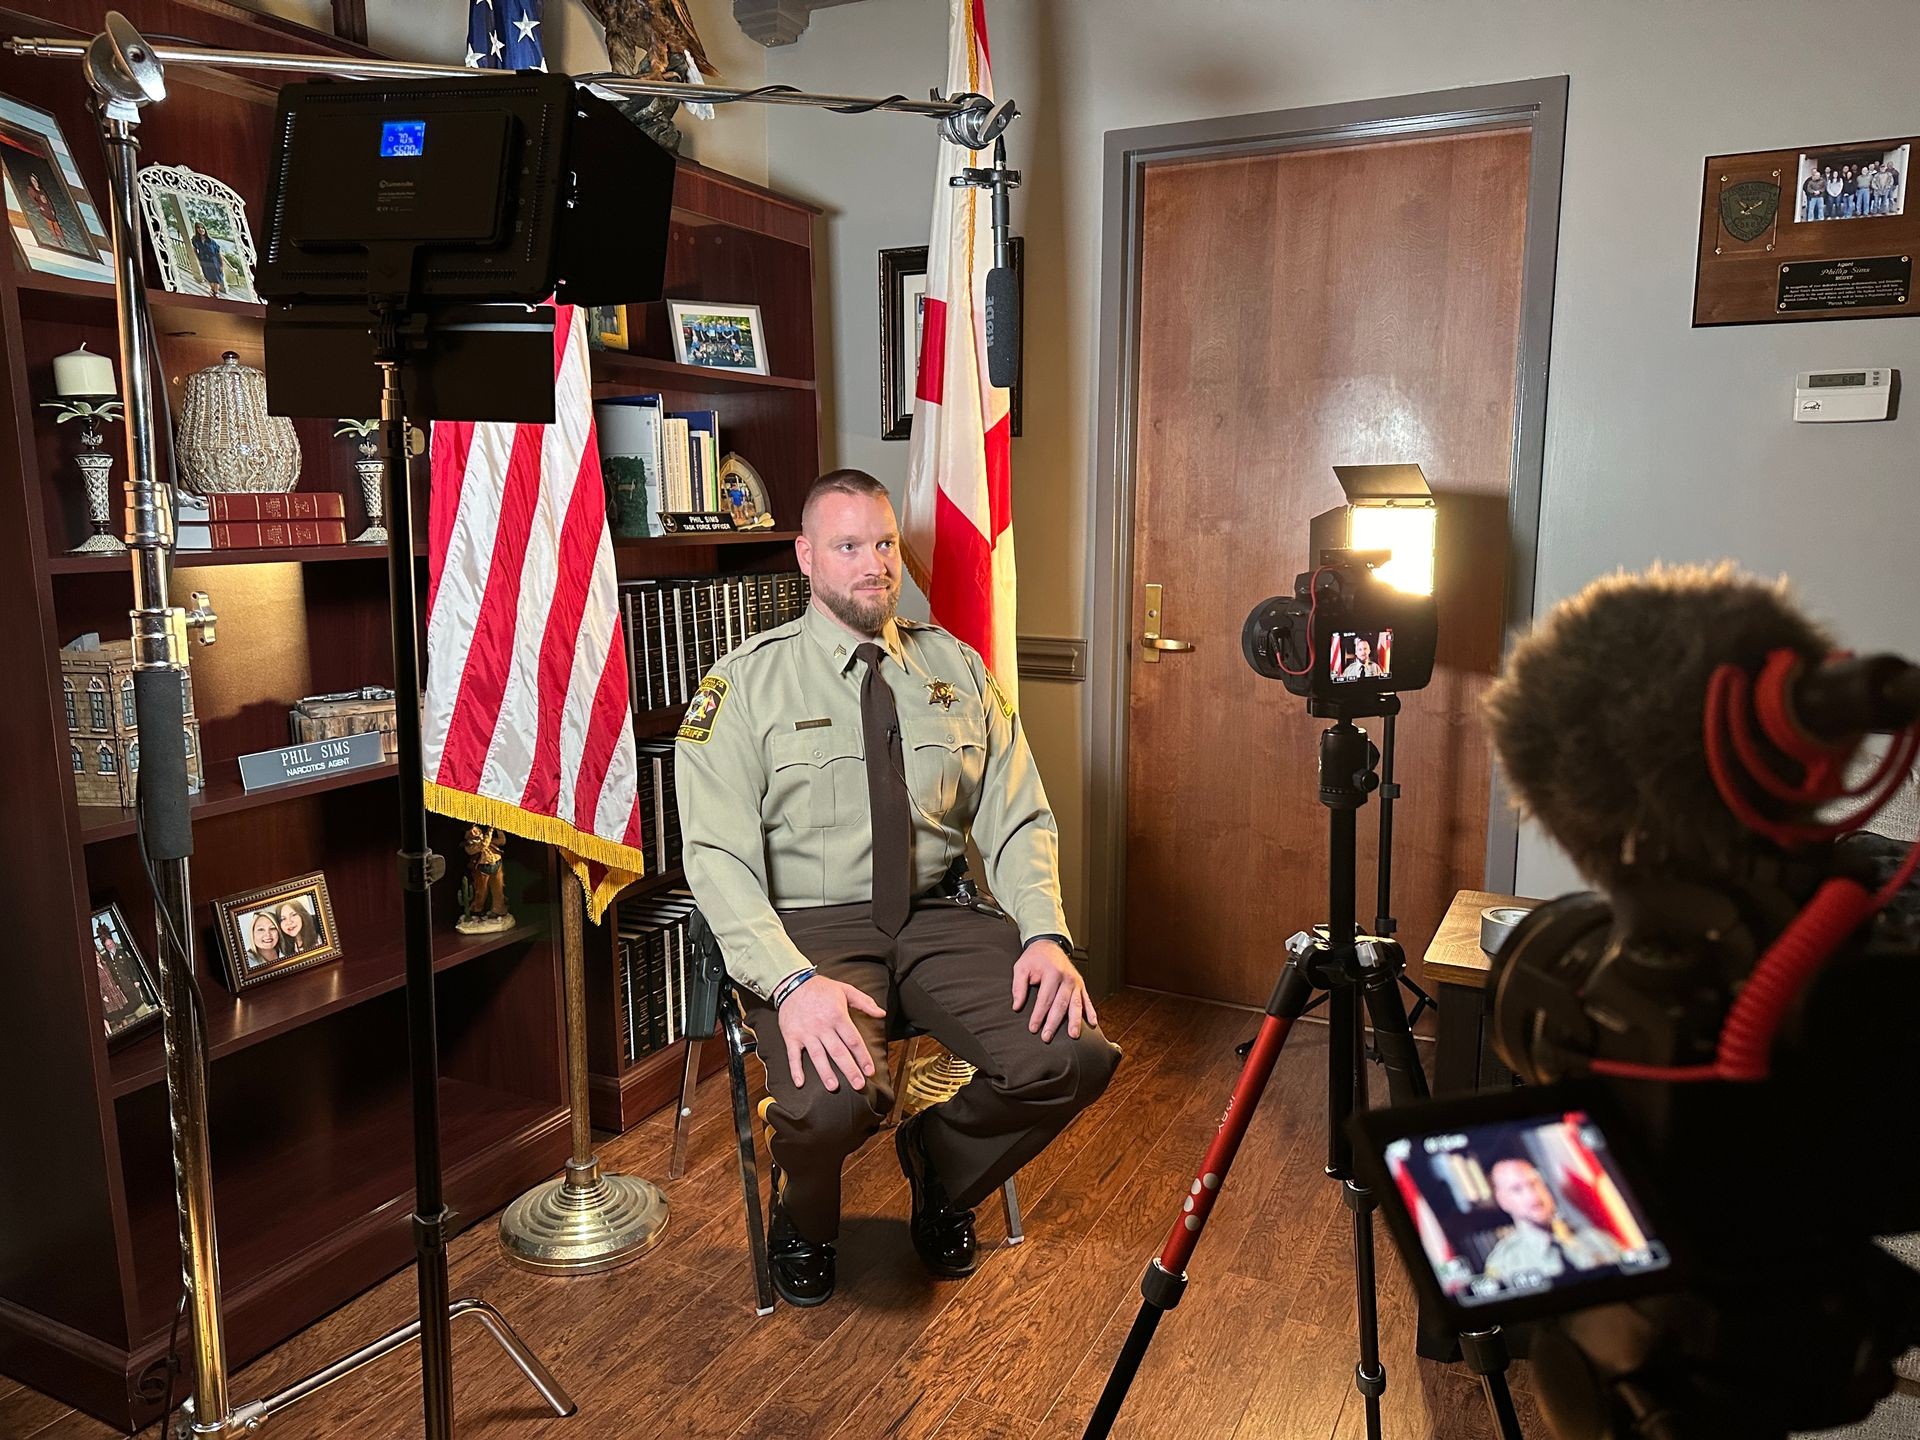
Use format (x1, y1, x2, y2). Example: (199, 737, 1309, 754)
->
(1425, 888, 1538, 1094)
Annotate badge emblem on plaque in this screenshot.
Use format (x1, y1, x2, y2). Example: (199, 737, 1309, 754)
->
(1719, 180, 1780, 244)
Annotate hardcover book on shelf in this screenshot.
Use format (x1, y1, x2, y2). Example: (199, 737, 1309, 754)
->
(661, 417, 693, 513)
(205, 492, 345, 521)
(595, 394, 667, 538)
(669, 411, 721, 511)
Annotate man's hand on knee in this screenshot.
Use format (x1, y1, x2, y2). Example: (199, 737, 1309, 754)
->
(1011, 940, 1099, 1042)
(778, 974, 886, 1093)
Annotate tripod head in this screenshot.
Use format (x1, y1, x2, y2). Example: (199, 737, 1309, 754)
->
(1318, 715, 1386, 812)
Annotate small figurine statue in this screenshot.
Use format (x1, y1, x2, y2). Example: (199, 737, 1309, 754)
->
(455, 824, 516, 935)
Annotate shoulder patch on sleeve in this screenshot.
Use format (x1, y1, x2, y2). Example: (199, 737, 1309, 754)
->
(986, 672, 1015, 721)
(677, 675, 729, 744)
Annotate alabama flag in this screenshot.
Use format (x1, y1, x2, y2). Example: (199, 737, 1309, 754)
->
(423, 303, 646, 922)
(901, 0, 1019, 705)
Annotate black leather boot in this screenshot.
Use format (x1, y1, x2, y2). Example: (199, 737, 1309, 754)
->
(768, 1191, 836, 1307)
(895, 1111, 979, 1279)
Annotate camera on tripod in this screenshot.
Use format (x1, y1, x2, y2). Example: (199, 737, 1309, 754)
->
(1348, 565, 1920, 1440)
(1241, 464, 1439, 716)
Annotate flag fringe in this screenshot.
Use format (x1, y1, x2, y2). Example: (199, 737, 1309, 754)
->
(424, 780, 644, 924)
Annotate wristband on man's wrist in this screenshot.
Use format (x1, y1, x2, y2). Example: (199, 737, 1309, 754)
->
(1023, 933, 1071, 953)
(771, 968, 816, 1008)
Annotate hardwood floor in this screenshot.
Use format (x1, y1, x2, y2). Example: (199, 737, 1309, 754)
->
(2, 992, 1543, 1439)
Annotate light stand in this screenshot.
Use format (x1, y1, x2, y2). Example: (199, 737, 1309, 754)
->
(82, 20, 228, 1431)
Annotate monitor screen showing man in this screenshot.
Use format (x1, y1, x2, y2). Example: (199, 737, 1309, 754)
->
(1330, 629, 1392, 683)
(1382, 1111, 1671, 1308)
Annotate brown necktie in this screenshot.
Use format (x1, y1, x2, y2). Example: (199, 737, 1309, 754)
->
(856, 642, 911, 935)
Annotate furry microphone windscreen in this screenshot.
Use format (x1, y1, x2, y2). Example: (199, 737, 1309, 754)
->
(1484, 562, 1832, 888)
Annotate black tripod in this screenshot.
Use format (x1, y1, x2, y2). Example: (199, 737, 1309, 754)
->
(1084, 712, 1521, 1440)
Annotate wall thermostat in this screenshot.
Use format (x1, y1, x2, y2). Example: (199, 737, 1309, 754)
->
(1794, 367, 1896, 422)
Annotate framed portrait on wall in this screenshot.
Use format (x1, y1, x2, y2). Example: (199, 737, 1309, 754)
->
(879, 240, 1023, 441)
(89, 902, 161, 1047)
(213, 871, 341, 991)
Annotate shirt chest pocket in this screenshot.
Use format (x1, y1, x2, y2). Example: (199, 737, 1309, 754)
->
(770, 727, 863, 829)
(900, 714, 987, 820)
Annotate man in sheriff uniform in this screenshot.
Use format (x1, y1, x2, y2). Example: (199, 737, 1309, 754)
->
(1481, 1157, 1624, 1283)
(677, 469, 1118, 1307)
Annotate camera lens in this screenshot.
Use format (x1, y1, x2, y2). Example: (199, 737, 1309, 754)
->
(1488, 892, 1613, 1083)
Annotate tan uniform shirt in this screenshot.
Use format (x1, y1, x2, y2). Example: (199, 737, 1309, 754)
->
(675, 603, 1070, 997)
(1481, 1217, 1623, 1281)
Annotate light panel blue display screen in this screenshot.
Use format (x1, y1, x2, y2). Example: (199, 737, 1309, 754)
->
(380, 120, 427, 158)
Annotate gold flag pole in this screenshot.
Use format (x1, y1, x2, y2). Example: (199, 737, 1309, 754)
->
(499, 868, 668, 1272)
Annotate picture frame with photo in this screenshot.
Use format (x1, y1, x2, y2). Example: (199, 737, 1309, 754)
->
(213, 871, 341, 991)
(878, 240, 1023, 441)
(587, 303, 630, 351)
(135, 163, 260, 304)
(667, 300, 770, 375)
(89, 901, 162, 1047)
(0, 92, 112, 282)
(1793, 142, 1907, 224)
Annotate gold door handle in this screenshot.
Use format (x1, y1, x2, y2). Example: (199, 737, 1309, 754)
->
(1141, 583, 1195, 663)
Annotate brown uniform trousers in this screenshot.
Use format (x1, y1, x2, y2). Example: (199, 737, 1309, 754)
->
(746, 899, 1121, 1242)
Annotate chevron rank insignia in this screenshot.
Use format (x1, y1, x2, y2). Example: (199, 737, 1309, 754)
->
(926, 679, 959, 710)
(678, 675, 728, 744)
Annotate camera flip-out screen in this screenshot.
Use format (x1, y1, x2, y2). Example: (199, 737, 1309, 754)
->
(1330, 629, 1392, 685)
(1352, 1085, 1680, 1327)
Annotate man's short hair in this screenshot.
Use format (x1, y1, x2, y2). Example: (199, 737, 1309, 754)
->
(801, 469, 891, 533)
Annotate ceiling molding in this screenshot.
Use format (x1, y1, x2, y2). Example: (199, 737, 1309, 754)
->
(732, 0, 866, 48)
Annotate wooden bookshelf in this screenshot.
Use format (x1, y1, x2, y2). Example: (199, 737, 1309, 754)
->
(0, 5, 573, 1430)
(581, 165, 821, 1133)
(0, 4, 825, 1426)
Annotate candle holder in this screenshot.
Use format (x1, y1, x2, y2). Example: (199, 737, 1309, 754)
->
(334, 418, 387, 545)
(43, 397, 126, 554)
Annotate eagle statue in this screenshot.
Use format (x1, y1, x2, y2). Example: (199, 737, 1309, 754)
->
(582, 0, 718, 153)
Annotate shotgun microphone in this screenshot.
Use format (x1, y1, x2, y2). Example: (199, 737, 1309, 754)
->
(952, 136, 1022, 389)
(984, 138, 1020, 388)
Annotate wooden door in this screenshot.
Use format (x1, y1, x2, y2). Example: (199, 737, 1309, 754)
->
(1124, 128, 1529, 1007)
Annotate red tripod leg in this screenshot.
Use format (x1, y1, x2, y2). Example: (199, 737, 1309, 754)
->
(1082, 960, 1316, 1440)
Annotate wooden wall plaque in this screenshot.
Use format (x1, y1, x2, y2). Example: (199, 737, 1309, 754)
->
(1694, 135, 1917, 326)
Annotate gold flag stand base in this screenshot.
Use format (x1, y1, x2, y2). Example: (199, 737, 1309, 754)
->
(499, 1157, 668, 1275)
(500, 869, 669, 1275)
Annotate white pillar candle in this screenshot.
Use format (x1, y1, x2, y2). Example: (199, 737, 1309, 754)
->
(54, 344, 116, 398)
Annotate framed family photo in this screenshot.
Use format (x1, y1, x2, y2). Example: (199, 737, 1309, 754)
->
(0, 93, 112, 282)
(878, 240, 1023, 441)
(90, 902, 161, 1047)
(667, 300, 770, 374)
(135, 163, 260, 304)
(214, 871, 340, 991)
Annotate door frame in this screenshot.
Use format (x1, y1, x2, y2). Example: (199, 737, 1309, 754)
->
(1084, 78, 1568, 996)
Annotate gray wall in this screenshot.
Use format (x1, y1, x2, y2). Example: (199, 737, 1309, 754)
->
(766, 0, 1920, 927)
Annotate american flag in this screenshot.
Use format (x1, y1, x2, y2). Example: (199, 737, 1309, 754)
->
(423, 305, 646, 920)
(467, 0, 547, 72)
(899, 0, 1020, 705)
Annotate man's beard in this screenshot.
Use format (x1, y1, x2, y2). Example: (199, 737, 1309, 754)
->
(816, 574, 899, 635)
